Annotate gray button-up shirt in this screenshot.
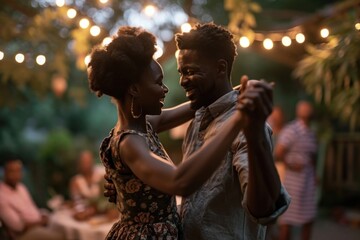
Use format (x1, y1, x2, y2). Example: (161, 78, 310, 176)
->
(181, 90, 290, 240)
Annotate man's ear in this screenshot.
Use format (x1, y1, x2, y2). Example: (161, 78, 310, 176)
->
(217, 59, 228, 76)
(128, 83, 141, 97)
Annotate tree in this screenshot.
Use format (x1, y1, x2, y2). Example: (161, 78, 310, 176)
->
(294, 9, 360, 131)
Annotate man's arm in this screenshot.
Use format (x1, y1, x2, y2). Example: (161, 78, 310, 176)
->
(241, 80, 282, 218)
(0, 199, 25, 233)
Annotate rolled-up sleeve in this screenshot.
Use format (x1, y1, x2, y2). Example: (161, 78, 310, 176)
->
(232, 126, 291, 226)
(242, 185, 291, 225)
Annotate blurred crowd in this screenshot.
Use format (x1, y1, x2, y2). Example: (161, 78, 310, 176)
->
(0, 150, 118, 240)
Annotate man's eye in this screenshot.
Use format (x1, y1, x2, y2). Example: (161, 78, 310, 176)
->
(186, 69, 194, 75)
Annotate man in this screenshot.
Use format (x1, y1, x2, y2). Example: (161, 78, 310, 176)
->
(174, 22, 289, 240)
(105, 23, 290, 239)
(0, 158, 64, 240)
(275, 101, 318, 240)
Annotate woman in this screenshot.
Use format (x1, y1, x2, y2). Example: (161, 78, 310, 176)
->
(87, 26, 249, 239)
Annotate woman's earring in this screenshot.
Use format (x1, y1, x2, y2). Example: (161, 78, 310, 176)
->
(131, 96, 142, 119)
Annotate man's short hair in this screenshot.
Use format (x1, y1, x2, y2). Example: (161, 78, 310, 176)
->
(175, 22, 237, 77)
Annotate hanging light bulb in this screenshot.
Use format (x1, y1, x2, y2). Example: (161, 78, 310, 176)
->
(320, 28, 329, 38)
(67, 8, 77, 19)
(281, 36, 292, 47)
(79, 18, 90, 29)
(263, 38, 273, 50)
(15, 53, 25, 63)
(90, 25, 101, 36)
(102, 37, 112, 46)
(99, 0, 109, 4)
(239, 36, 250, 48)
(143, 5, 157, 17)
(55, 0, 65, 7)
(355, 22, 360, 30)
(181, 23, 192, 33)
(36, 55, 46, 65)
(295, 33, 305, 43)
(84, 55, 91, 66)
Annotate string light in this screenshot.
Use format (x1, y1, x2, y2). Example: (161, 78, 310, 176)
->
(102, 37, 112, 46)
(15, 53, 25, 63)
(67, 8, 77, 19)
(36, 55, 46, 65)
(90, 25, 101, 36)
(55, 0, 65, 7)
(181, 23, 192, 33)
(320, 28, 329, 38)
(143, 5, 157, 17)
(355, 22, 360, 30)
(84, 55, 91, 66)
(79, 18, 90, 29)
(281, 36, 292, 46)
(263, 38, 273, 50)
(239, 36, 250, 48)
(0, 51, 4, 60)
(295, 33, 305, 43)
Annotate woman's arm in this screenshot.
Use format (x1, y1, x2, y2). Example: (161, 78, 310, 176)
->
(121, 110, 245, 197)
(147, 101, 195, 133)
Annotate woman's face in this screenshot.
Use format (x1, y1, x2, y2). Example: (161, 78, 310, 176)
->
(138, 60, 168, 115)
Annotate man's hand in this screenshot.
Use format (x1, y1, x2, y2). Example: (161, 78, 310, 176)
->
(239, 78, 273, 136)
(104, 173, 117, 203)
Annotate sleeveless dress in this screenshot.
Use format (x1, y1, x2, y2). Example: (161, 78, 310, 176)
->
(99, 122, 182, 240)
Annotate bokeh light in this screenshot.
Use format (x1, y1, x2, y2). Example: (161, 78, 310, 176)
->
(295, 33, 305, 43)
(239, 36, 250, 48)
(90, 26, 101, 36)
(143, 5, 157, 17)
(263, 38, 273, 50)
(15, 53, 25, 63)
(55, 0, 65, 7)
(102, 37, 112, 46)
(67, 8, 77, 19)
(0, 51, 4, 60)
(320, 28, 329, 38)
(36, 55, 46, 65)
(281, 36, 292, 47)
(181, 23, 192, 33)
(84, 55, 91, 66)
(79, 18, 90, 29)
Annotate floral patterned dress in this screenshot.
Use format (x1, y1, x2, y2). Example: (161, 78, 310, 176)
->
(100, 122, 182, 240)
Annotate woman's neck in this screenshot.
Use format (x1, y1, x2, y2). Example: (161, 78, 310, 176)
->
(116, 104, 147, 133)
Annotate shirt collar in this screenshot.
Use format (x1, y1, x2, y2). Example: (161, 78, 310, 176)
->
(198, 90, 238, 119)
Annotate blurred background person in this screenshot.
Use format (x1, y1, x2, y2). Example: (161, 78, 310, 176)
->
(69, 150, 105, 220)
(0, 157, 64, 240)
(275, 101, 318, 240)
(69, 150, 103, 203)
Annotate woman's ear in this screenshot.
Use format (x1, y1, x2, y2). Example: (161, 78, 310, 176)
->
(128, 83, 141, 97)
(217, 59, 228, 76)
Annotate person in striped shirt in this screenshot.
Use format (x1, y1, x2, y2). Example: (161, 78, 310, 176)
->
(275, 101, 318, 240)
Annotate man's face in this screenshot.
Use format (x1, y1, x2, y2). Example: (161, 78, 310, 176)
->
(177, 49, 218, 110)
(4, 160, 23, 188)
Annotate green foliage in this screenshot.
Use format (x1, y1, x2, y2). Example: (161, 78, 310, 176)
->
(294, 13, 360, 131)
(225, 0, 262, 42)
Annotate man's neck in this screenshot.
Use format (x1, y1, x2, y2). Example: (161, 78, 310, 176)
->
(4, 181, 18, 190)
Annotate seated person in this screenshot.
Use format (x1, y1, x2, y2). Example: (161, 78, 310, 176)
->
(69, 150, 104, 203)
(69, 150, 108, 221)
(0, 157, 64, 240)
